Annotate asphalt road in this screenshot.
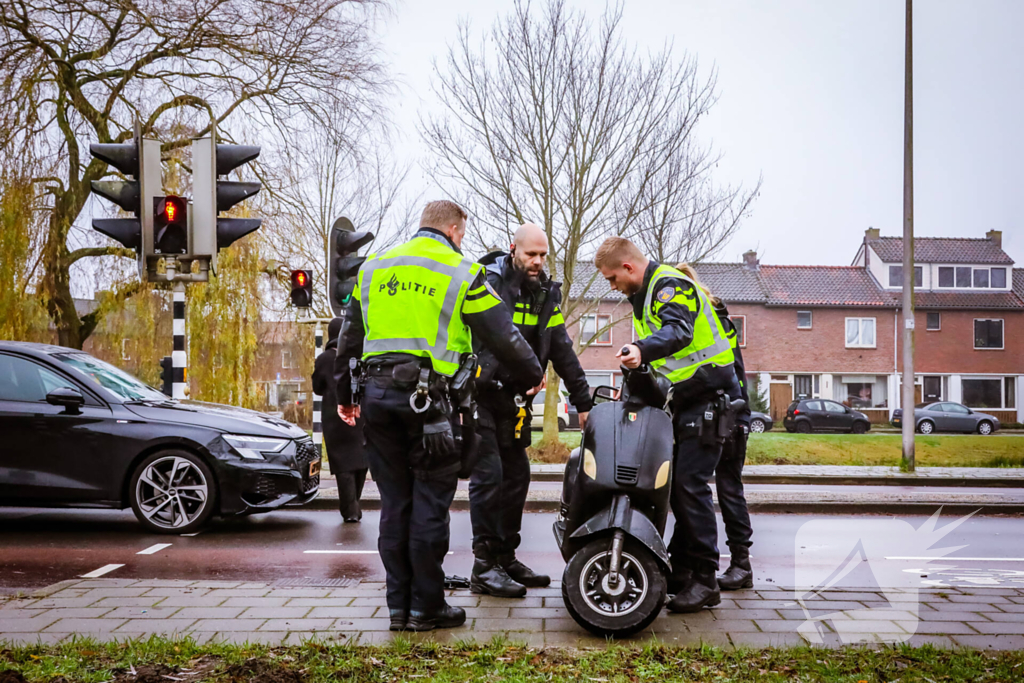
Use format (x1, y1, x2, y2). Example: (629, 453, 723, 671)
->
(3, 506, 1023, 595)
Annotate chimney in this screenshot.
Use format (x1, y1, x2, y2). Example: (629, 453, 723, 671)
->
(986, 229, 1002, 248)
(742, 250, 759, 271)
(865, 227, 880, 240)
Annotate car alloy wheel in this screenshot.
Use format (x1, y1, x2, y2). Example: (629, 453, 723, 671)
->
(133, 454, 212, 532)
(749, 419, 766, 433)
(918, 420, 934, 435)
(978, 421, 993, 435)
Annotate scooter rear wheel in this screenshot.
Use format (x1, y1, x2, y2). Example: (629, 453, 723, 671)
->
(562, 536, 666, 637)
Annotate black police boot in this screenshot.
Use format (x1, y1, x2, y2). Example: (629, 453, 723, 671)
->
(407, 603, 467, 631)
(718, 552, 753, 591)
(500, 553, 550, 588)
(471, 557, 527, 598)
(667, 568, 694, 596)
(388, 609, 408, 631)
(667, 572, 721, 613)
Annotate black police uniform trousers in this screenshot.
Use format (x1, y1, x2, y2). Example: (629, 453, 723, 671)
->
(468, 405, 531, 557)
(361, 379, 458, 615)
(667, 399, 724, 577)
(714, 425, 753, 557)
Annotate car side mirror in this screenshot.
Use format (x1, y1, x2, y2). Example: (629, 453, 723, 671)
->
(46, 386, 84, 413)
(593, 386, 618, 404)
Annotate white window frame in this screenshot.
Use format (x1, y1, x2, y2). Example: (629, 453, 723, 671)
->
(845, 317, 877, 349)
(961, 376, 1008, 410)
(281, 348, 295, 369)
(581, 314, 613, 347)
(887, 264, 922, 288)
(926, 311, 941, 331)
(935, 264, 1010, 291)
(729, 315, 746, 347)
(797, 310, 812, 330)
(121, 338, 131, 361)
(973, 318, 1004, 350)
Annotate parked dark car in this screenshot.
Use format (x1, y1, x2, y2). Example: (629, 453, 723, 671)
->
(748, 411, 773, 433)
(783, 399, 871, 434)
(0, 342, 320, 533)
(892, 402, 1001, 435)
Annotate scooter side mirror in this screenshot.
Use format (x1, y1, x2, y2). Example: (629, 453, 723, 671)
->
(592, 386, 619, 404)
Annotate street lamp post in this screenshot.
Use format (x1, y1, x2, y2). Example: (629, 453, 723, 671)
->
(901, 0, 916, 471)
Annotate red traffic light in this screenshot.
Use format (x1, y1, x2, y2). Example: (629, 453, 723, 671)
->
(159, 196, 186, 224)
(290, 269, 313, 308)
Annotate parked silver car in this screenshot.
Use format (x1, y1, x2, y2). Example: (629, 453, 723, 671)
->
(891, 402, 1001, 435)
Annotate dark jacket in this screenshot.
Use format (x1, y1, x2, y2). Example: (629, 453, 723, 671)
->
(334, 229, 543, 404)
(628, 260, 734, 400)
(312, 319, 367, 472)
(715, 304, 751, 425)
(475, 251, 593, 414)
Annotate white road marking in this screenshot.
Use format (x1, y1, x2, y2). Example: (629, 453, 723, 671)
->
(180, 531, 203, 537)
(80, 564, 125, 578)
(137, 543, 172, 555)
(305, 550, 455, 555)
(886, 556, 1024, 562)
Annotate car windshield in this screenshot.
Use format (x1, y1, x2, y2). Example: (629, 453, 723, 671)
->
(55, 353, 167, 402)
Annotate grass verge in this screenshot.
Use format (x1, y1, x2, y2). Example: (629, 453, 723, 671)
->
(529, 431, 1024, 467)
(2, 637, 1024, 683)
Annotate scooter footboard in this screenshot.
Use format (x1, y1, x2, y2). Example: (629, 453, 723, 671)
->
(567, 494, 671, 571)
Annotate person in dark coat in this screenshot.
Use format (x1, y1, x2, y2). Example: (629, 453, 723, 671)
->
(312, 317, 368, 522)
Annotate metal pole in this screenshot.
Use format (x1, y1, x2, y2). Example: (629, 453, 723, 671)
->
(312, 320, 324, 454)
(901, 0, 915, 471)
(172, 280, 188, 400)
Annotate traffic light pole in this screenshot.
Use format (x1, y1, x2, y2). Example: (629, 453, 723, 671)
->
(172, 282, 187, 400)
(313, 321, 323, 454)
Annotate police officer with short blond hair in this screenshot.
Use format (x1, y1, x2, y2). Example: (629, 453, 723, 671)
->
(336, 201, 542, 632)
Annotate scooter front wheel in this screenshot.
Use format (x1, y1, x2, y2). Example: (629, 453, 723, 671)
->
(562, 536, 666, 637)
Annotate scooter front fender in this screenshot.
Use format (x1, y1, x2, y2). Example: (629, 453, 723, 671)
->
(568, 494, 671, 571)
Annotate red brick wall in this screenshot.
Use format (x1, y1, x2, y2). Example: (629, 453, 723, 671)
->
(565, 299, 633, 374)
(732, 304, 897, 374)
(902, 309, 1024, 375)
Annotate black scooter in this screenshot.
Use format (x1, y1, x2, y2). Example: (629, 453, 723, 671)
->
(553, 357, 674, 636)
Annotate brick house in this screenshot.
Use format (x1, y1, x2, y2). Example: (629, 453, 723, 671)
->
(564, 229, 1023, 425)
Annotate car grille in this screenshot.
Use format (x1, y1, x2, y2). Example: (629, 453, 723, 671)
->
(615, 464, 640, 485)
(254, 474, 286, 500)
(304, 474, 320, 494)
(295, 437, 321, 493)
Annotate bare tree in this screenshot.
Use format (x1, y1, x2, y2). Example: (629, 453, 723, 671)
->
(421, 0, 756, 444)
(0, 0, 389, 348)
(259, 119, 417, 319)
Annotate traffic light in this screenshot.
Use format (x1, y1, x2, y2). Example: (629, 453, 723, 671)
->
(290, 269, 313, 308)
(90, 121, 162, 280)
(159, 356, 173, 397)
(191, 128, 262, 272)
(327, 216, 373, 316)
(153, 195, 188, 254)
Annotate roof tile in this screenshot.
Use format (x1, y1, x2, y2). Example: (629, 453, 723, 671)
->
(868, 237, 1013, 264)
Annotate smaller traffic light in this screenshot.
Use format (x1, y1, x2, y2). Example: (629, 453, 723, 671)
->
(290, 269, 313, 308)
(153, 195, 188, 254)
(327, 217, 373, 316)
(159, 356, 173, 397)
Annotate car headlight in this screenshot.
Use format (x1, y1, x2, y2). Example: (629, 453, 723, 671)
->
(223, 435, 290, 460)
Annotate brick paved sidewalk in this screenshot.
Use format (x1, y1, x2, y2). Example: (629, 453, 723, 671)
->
(3, 579, 1023, 650)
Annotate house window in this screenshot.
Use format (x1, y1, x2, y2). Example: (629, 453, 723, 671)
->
(729, 315, 746, 347)
(281, 348, 295, 369)
(845, 318, 876, 348)
(955, 267, 972, 287)
(121, 339, 131, 361)
(581, 314, 612, 346)
(992, 268, 1007, 288)
(888, 265, 922, 287)
(797, 311, 812, 329)
(938, 267, 954, 288)
(1007, 377, 1016, 410)
(962, 378, 1003, 409)
(974, 319, 1004, 349)
(926, 312, 941, 330)
(973, 268, 990, 288)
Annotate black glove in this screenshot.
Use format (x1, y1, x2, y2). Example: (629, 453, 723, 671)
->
(423, 414, 457, 459)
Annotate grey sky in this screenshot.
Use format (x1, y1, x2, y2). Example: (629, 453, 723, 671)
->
(380, 0, 1023, 266)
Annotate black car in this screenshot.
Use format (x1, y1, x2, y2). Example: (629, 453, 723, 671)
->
(892, 402, 1001, 435)
(748, 411, 773, 433)
(783, 398, 871, 434)
(0, 342, 320, 533)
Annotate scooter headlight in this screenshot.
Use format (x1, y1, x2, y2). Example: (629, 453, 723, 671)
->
(582, 448, 597, 479)
(655, 460, 671, 488)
